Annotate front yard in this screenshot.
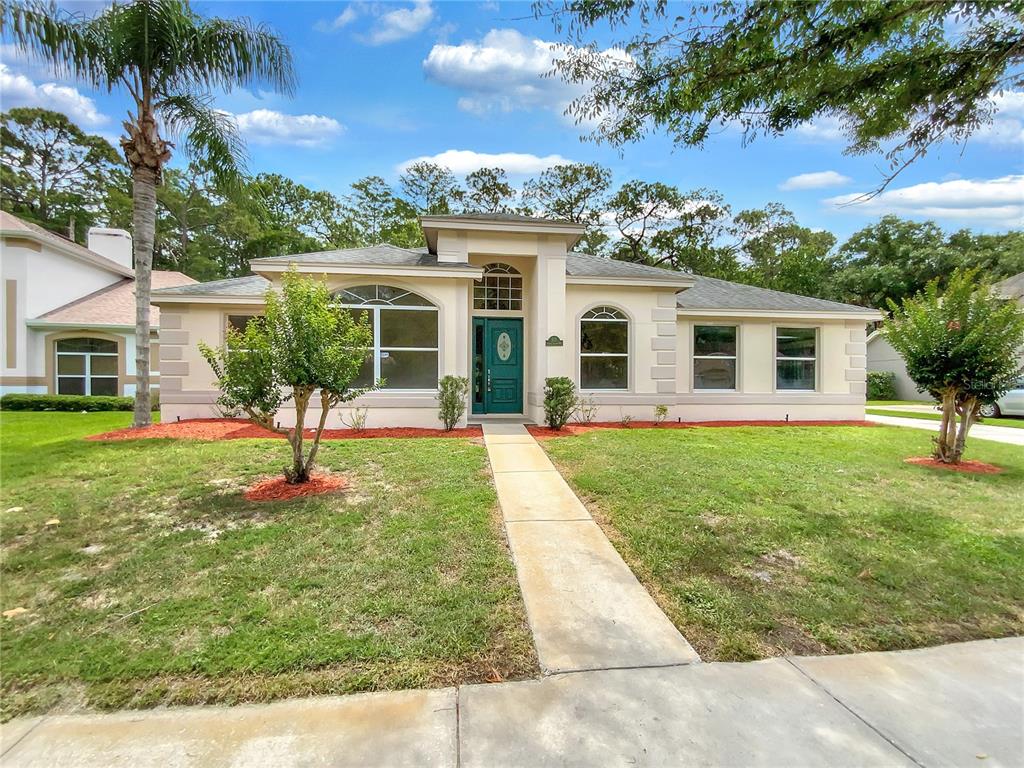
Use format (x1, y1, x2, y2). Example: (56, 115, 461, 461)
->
(865, 407, 1024, 429)
(0, 412, 536, 720)
(544, 425, 1024, 661)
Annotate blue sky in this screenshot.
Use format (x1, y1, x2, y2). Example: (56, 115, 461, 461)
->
(2, 0, 1022, 240)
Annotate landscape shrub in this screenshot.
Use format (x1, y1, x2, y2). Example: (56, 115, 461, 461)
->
(866, 371, 898, 401)
(543, 377, 578, 430)
(437, 375, 469, 431)
(0, 393, 158, 412)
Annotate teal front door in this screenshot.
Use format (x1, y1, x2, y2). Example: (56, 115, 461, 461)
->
(473, 317, 523, 414)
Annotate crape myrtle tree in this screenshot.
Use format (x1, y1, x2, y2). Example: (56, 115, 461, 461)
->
(3, 0, 295, 428)
(884, 269, 1024, 464)
(200, 271, 377, 484)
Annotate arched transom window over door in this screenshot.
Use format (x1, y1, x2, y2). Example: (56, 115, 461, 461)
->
(336, 285, 439, 390)
(474, 263, 522, 311)
(580, 306, 629, 390)
(56, 337, 118, 395)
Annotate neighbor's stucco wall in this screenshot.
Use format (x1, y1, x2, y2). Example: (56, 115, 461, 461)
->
(866, 331, 930, 401)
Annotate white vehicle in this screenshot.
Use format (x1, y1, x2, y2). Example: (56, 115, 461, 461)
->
(980, 379, 1024, 418)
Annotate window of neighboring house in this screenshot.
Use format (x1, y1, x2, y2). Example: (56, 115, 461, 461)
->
(473, 263, 523, 311)
(336, 285, 439, 390)
(56, 338, 118, 396)
(776, 327, 817, 390)
(580, 306, 629, 390)
(693, 325, 737, 390)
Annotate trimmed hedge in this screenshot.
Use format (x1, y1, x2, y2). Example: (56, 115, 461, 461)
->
(0, 393, 159, 412)
(866, 371, 898, 401)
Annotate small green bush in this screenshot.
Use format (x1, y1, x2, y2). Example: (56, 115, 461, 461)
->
(0, 393, 158, 412)
(543, 377, 578, 430)
(437, 375, 469, 431)
(866, 371, 898, 401)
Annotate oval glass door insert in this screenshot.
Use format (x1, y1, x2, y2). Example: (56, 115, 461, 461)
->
(496, 331, 512, 361)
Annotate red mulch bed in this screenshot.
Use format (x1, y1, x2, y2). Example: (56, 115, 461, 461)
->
(904, 457, 1003, 475)
(86, 418, 483, 442)
(244, 473, 349, 501)
(528, 419, 874, 439)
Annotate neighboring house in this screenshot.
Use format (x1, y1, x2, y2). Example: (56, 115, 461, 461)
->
(152, 213, 880, 427)
(0, 211, 196, 396)
(866, 329, 929, 401)
(867, 272, 1024, 402)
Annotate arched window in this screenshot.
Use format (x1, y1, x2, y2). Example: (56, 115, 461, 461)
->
(579, 306, 628, 390)
(473, 263, 522, 311)
(56, 337, 118, 396)
(337, 285, 439, 390)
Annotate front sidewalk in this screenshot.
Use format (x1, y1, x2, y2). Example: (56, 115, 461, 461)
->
(866, 413, 1024, 446)
(3, 638, 1021, 767)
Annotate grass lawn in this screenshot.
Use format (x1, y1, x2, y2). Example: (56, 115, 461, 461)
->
(866, 399, 935, 406)
(0, 412, 535, 720)
(543, 425, 1024, 662)
(866, 407, 1024, 429)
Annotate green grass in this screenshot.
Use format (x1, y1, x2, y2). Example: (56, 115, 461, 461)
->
(866, 408, 1024, 429)
(543, 425, 1024, 662)
(0, 412, 536, 719)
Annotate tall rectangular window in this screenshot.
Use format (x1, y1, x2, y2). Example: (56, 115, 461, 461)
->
(693, 325, 737, 390)
(776, 327, 817, 390)
(580, 306, 629, 390)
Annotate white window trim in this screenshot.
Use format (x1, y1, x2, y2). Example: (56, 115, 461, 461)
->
(579, 306, 630, 392)
(692, 323, 738, 392)
(339, 289, 440, 393)
(474, 263, 524, 312)
(773, 325, 819, 393)
(55, 342, 118, 396)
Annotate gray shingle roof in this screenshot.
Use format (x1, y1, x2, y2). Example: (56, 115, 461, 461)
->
(153, 274, 270, 297)
(676, 275, 877, 314)
(994, 272, 1024, 301)
(566, 252, 693, 282)
(250, 243, 475, 269)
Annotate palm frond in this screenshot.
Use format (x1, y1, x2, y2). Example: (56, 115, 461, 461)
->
(1, 0, 108, 87)
(159, 93, 246, 189)
(178, 14, 296, 96)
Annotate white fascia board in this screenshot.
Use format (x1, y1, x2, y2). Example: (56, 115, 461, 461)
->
(1, 228, 135, 278)
(567, 275, 695, 289)
(420, 217, 585, 237)
(677, 307, 883, 321)
(150, 295, 267, 306)
(25, 320, 138, 330)
(252, 263, 483, 280)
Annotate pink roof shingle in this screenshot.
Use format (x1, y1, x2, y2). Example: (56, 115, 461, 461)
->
(39, 271, 198, 327)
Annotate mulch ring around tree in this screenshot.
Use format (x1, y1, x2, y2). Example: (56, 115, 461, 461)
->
(527, 420, 876, 439)
(904, 457, 1004, 475)
(244, 473, 349, 502)
(86, 418, 483, 442)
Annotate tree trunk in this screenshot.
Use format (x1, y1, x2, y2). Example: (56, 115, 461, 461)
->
(131, 165, 158, 428)
(303, 391, 333, 476)
(952, 396, 978, 463)
(287, 388, 312, 483)
(935, 389, 957, 463)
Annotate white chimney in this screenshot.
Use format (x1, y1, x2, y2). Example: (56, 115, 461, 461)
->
(87, 227, 133, 270)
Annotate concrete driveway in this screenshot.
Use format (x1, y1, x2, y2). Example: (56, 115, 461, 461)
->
(867, 413, 1024, 446)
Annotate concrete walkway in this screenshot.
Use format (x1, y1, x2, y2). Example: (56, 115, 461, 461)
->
(3, 638, 1020, 767)
(481, 422, 698, 674)
(867, 413, 1024, 446)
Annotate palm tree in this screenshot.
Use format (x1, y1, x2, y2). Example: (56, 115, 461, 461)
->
(2, 0, 295, 426)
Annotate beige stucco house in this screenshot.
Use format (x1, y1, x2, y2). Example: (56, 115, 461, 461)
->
(0, 211, 195, 396)
(152, 213, 880, 427)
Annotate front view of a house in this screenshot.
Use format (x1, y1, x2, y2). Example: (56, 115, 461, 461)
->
(152, 214, 880, 427)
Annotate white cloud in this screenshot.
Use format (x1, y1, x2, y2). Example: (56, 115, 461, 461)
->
(397, 149, 571, 175)
(779, 170, 852, 191)
(825, 175, 1024, 229)
(792, 115, 846, 143)
(0, 63, 106, 126)
(974, 90, 1024, 146)
(423, 28, 627, 122)
(314, 5, 359, 32)
(233, 109, 344, 148)
(366, 0, 434, 45)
